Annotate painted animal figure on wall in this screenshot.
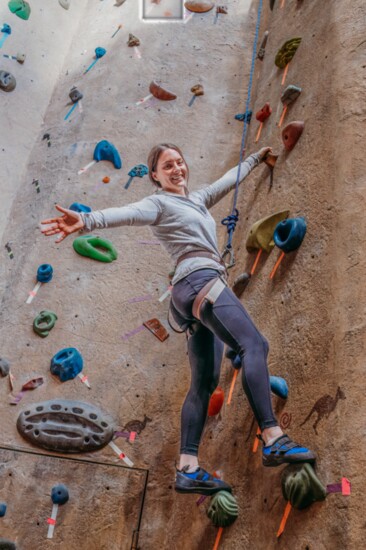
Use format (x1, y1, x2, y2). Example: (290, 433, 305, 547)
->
(300, 387, 346, 434)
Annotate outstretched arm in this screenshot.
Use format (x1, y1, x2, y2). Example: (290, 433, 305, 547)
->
(196, 147, 271, 209)
(40, 197, 161, 243)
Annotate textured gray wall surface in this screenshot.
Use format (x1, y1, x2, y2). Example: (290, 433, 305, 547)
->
(1, 0, 365, 549)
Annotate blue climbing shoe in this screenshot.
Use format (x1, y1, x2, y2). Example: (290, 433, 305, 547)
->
(262, 434, 316, 467)
(175, 466, 232, 496)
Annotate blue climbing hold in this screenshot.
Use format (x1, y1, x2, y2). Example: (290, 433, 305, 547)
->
(69, 202, 92, 213)
(93, 140, 122, 169)
(37, 264, 53, 283)
(0, 502, 7, 517)
(51, 484, 69, 505)
(95, 47, 106, 59)
(50, 348, 83, 382)
(1, 24, 12, 34)
(128, 164, 148, 178)
(225, 348, 241, 370)
(269, 376, 289, 399)
(234, 111, 252, 123)
(274, 217, 307, 253)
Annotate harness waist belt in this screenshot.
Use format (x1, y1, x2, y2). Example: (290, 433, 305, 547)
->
(192, 278, 227, 321)
(176, 250, 225, 268)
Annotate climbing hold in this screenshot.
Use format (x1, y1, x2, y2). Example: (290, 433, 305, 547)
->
(37, 263, 53, 283)
(225, 348, 241, 370)
(95, 47, 106, 59)
(281, 85, 302, 106)
(207, 491, 239, 527)
(0, 70, 16, 92)
(102, 176, 110, 184)
(281, 463, 326, 510)
(263, 152, 278, 169)
(123, 415, 152, 434)
(51, 484, 69, 505)
(125, 163, 148, 189)
(69, 202, 91, 213)
(191, 84, 204, 96)
(1, 24, 11, 35)
(127, 34, 140, 47)
(257, 30, 269, 60)
(275, 37, 302, 69)
(282, 121, 304, 151)
(0, 358, 10, 377)
(0, 503, 6, 517)
(208, 387, 225, 416)
(69, 86, 83, 103)
(184, 1, 214, 13)
(269, 0, 276, 10)
(246, 210, 290, 253)
(17, 399, 115, 452)
(8, 1, 31, 20)
(234, 111, 252, 123)
(232, 272, 251, 297)
(256, 103, 272, 123)
(50, 347, 83, 382)
(93, 140, 122, 169)
(269, 376, 288, 399)
(73, 235, 118, 263)
(143, 318, 169, 342)
(149, 81, 177, 101)
(0, 539, 16, 550)
(274, 217, 307, 253)
(59, 0, 70, 9)
(216, 5, 228, 14)
(33, 310, 58, 338)
(16, 52, 25, 63)
(115, 0, 126, 5)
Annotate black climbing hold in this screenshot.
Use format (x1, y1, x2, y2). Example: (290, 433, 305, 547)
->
(0, 358, 10, 377)
(0, 539, 16, 550)
(17, 399, 115, 452)
(232, 272, 251, 297)
(51, 484, 69, 505)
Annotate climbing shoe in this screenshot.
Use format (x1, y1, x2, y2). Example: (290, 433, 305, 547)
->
(175, 466, 232, 496)
(262, 434, 316, 467)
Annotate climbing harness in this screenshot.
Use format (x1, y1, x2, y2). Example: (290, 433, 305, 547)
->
(220, 0, 263, 268)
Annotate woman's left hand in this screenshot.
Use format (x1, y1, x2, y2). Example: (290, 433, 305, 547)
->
(257, 146, 273, 161)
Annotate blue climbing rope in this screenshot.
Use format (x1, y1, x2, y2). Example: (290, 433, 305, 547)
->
(221, 0, 263, 266)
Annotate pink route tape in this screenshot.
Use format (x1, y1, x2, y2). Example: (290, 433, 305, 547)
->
(121, 325, 145, 340)
(342, 477, 351, 495)
(127, 294, 153, 304)
(47, 518, 56, 525)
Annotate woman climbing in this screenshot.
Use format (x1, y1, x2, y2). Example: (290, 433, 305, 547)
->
(41, 143, 316, 496)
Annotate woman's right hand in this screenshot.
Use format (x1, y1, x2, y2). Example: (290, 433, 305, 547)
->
(40, 205, 85, 243)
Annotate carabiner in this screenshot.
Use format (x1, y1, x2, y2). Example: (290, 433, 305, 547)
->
(221, 247, 235, 269)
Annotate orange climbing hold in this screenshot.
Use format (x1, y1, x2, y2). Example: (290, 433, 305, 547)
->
(102, 176, 110, 184)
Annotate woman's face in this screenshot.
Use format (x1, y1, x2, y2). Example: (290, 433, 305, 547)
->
(152, 148, 188, 195)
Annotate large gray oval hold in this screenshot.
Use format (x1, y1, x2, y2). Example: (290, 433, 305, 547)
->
(17, 400, 115, 453)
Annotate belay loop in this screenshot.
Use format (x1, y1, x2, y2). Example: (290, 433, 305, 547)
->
(221, 209, 239, 268)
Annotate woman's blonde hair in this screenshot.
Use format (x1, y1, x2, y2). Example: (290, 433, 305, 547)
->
(147, 143, 189, 188)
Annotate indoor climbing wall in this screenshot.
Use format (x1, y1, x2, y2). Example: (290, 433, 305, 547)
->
(0, 1, 365, 549)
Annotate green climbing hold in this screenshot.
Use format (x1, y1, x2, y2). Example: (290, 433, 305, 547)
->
(281, 463, 327, 510)
(246, 210, 289, 253)
(207, 491, 239, 527)
(33, 310, 58, 338)
(8, 0, 31, 20)
(73, 235, 118, 263)
(275, 37, 302, 69)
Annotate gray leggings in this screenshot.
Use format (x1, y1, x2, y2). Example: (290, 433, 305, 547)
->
(171, 269, 278, 456)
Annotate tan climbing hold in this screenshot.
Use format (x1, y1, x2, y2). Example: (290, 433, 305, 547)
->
(191, 84, 204, 96)
(149, 81, 177, 101)
(246, 210, 290, 253)
(128, 34, 140, 47)
(184, 1, 215, 13)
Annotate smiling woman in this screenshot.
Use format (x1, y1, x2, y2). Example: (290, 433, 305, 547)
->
(40, 143, 316, 495)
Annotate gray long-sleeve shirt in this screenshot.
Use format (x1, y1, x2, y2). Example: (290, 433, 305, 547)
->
(80, 153, 260, 284)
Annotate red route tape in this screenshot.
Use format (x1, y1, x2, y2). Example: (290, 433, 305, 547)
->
(342, 477, 351, 495)
(119, 453, 126, 459)
(47, 518, 56, 525)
